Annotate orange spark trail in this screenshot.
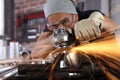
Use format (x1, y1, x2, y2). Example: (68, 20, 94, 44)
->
(70, 37, 120, 80)
(49, 34, 120, 80)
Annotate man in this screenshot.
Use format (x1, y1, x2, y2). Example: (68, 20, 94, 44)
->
(30, 0, 118, 59)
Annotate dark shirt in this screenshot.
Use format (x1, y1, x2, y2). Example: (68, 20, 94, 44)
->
(76, 9, 104, 21)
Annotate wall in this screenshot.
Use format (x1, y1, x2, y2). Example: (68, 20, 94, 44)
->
(84, 0, 101, 11)
(110, 0, 120, 27)
(101, 0, 109, 15)
(14, 0, 44, 15)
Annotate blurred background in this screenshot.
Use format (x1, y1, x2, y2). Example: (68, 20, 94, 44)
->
(0, 0, 120, 59)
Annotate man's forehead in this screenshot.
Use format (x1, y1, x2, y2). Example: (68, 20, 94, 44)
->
(47, 13, 71, 23)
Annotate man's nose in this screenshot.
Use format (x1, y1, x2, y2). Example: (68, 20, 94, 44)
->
(58, 24, 66, 29)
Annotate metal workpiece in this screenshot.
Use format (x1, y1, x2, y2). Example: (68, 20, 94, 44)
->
(0, 56, 108, 80)
(0, 65, 18, 80)
(52, 28, 76, 48)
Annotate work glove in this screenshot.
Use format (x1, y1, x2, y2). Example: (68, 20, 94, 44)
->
(74, 11, 105, 43)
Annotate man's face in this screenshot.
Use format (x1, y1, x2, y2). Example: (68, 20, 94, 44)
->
(47, 13, 77, 31)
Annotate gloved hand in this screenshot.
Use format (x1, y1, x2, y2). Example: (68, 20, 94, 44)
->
(74, 11, 105, 42)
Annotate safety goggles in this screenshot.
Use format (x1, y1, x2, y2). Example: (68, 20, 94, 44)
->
(47, 14, 74, 30)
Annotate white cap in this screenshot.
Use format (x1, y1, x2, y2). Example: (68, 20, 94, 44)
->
(44, 0, 77, 18)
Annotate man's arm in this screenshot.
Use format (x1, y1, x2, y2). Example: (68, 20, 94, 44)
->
(31, 32, 55, 59)
(103, 16, 118, 34)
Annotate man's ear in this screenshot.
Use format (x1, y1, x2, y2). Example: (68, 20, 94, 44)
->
(73, 14, 78, 23)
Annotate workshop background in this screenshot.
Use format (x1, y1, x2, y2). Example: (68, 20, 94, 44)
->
(1, 0, 120, 59)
